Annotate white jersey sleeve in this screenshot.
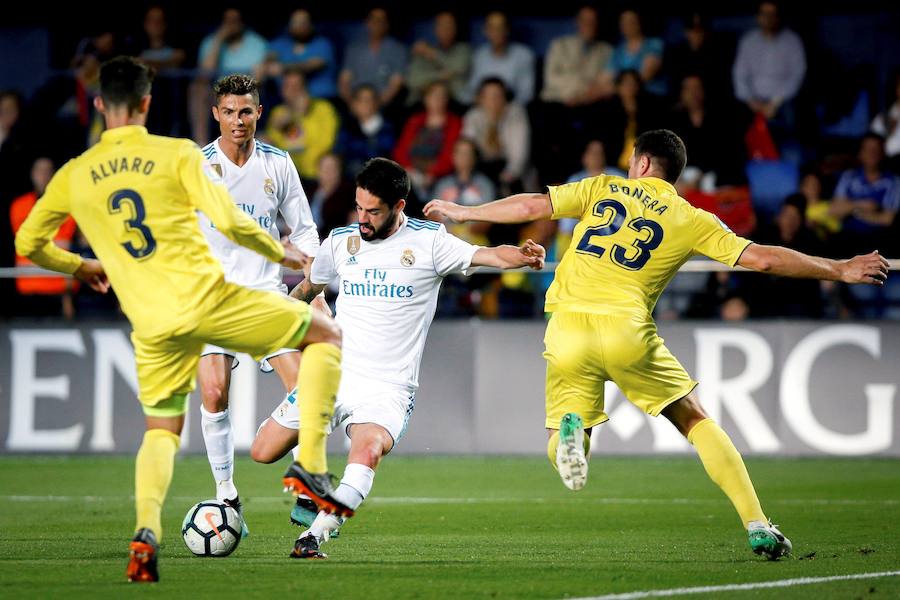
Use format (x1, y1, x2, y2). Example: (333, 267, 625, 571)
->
(432, 224, 479, 277)
(280, 158, 320, 257)
(310, 234, 338, 285)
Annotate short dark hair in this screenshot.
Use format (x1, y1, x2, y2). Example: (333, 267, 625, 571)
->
(355, 158, 410, 209)
(633, 129, 687, 184)
(860, 132, 886, 148)
(213, 74, 259, 104)
(477, 76, 512, 101)
(783, 192, 807, 214)
(99, 56, 154, 111)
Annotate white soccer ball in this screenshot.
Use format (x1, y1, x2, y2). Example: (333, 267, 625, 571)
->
(181, 500, 243, 557)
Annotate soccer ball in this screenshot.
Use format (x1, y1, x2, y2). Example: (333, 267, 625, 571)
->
(181, 500, 243, 557)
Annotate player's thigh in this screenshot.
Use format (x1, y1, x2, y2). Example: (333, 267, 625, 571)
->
(195, 283, 313, 360)
(299, 308, 341, 348)
(197, 352, 234, 410)
(131, 331, 203, 410)
(605, 323, 698, 417)
(542, 312, 608, 429)
(250, 417, 297, 464)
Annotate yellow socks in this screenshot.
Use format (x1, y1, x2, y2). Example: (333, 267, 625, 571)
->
(297, 343, 342, 474)
(546, 429, 591, 470)
(135, 428, 180, 538)
(688, 418, 767, 527)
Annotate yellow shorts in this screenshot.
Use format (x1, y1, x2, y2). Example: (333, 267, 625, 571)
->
(132, 282, 312, 412)
(543, 311, 697, 429)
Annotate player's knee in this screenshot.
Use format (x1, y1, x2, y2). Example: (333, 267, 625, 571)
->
(200, 381, 228, 412)
(249, 440, 278, 464)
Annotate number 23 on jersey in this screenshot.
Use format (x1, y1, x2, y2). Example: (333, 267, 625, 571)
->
(575, 199, 664, 271)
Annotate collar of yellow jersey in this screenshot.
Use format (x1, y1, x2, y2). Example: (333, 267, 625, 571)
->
(100, 125, 148, 143)
(642, 176, 676, 195)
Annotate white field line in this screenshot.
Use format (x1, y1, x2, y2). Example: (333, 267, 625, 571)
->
(1, 495, 897, 506)
(569, 570, 900, 600)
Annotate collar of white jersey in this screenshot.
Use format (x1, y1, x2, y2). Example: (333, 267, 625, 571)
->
(212, 137, 258, 168)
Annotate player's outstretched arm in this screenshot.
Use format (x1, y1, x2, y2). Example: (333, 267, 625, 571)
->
(424, 193, 552, 224)
(738, 244, 889, 285)
(470, 239, 546, 270)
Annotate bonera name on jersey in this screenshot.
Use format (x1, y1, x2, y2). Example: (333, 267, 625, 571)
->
(608, 182, 669, 215)
(342, 280, 414, 298)
(90, 156, 156, 184)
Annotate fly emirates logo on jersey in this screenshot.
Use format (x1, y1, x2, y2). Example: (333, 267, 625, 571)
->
(341, 268, 414, 299)
(210, 202, 273, 232)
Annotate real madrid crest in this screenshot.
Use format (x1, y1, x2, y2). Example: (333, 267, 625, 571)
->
(263, 177, 275, 195)
(347, 236, 361, 255)
(211, 163, 223, 178)
(401, 248, 415, 267)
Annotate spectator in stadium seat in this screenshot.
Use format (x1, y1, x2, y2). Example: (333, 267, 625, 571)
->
(669, 75, 745, 188)
(799, 169, 841, 247)
(533, 5, 613, 185)
(307, 153, 356, 239)
(870, 72, 900, 172)
(754, 193, 825, 317)
(665, 12, 734, 102)
(9, 157, 79, 319)
(462, 77, 530, 197)
(262, 9, 337, 100)
(137, 6, 185, 72)
(338, 8, 408, 112)
(604, 9, 666, 97)
(432, 138, 497, 246)
(265, 69, 339, 181)
(465, 11, 536, 105)
(407, 11, 471, 107)
(393, 81, 462, 199)
(732, 1, 806, 135)
(189, 8, 267, 143)
(336, 84, 396, 177)
(829, 133, 900, 253)
(592, 70, 662, 173)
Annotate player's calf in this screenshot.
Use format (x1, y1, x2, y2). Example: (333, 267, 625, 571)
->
(556, 413, 589, 491)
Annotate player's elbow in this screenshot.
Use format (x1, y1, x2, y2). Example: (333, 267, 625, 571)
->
(740, 245, 776, 274)
(14, 234, 40, 261)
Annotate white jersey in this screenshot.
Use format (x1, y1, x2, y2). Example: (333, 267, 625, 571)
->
(198, 138, 319, 293)
(310, 215, 479, 389)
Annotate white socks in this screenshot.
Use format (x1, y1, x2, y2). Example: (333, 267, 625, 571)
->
(200, 406, 237, 501)
(307, 463, 375, 542)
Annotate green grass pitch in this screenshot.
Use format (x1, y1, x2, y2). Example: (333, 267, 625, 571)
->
(1, 455, 898, 599)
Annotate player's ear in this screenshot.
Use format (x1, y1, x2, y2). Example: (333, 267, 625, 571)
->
(395, 198, 406, 214)
(212, 105, 220, 122)
(93, 95, 106, 115)
(139, 95, 152, 115)
(256, 104, 263, 119)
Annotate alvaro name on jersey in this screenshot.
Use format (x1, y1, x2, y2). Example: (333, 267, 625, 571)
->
(198, 139, 319, 293)
(310, 215, 478, 389)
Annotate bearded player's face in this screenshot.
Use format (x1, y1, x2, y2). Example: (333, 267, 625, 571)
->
(356, 187, 402, 241)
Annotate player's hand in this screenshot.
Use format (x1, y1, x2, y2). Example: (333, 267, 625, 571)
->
(74, 258, 110, 294)
(519, 239, 546, 270)
(423, 199, 468, 223)
(840, 250, 890, 285)
(280, 239, 311, 271)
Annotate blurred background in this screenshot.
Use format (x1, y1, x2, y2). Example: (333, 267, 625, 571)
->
(1, 1, 898, 457)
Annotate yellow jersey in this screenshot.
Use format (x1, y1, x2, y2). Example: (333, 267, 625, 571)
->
(546, 175, 751, 320)
(14, 125, 284, 337)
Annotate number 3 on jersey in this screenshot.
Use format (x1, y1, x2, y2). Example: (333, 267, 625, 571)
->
(108, 189, 157, 259)
(575, 199, 663, 270)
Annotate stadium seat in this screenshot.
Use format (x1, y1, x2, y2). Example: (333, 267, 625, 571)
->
(745, 160, 800, 217)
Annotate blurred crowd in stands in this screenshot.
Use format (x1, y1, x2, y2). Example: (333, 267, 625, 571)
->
(2, 2, 899, 321)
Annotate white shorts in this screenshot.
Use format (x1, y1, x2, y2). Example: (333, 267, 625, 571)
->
(269, 371, 416, 444)
(201, 345, 298, 373)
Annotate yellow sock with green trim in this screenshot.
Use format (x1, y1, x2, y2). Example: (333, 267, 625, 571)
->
(297, 343, 342, 474)
(688, 418, 767, 527)
(135, 428, 180, 538)
(546, 429, 591, 471)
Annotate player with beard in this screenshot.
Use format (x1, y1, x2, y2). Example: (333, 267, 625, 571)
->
(249, 157, 546, 559)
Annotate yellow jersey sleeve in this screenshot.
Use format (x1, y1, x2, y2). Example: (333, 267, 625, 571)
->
(691, 207, 752, 266)
(548, 175, 611, 220)
(13, 160, 84, 274)
(178, 142, 285, 264)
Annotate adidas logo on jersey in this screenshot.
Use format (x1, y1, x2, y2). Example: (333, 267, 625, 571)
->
(346, 256, 358, 265)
